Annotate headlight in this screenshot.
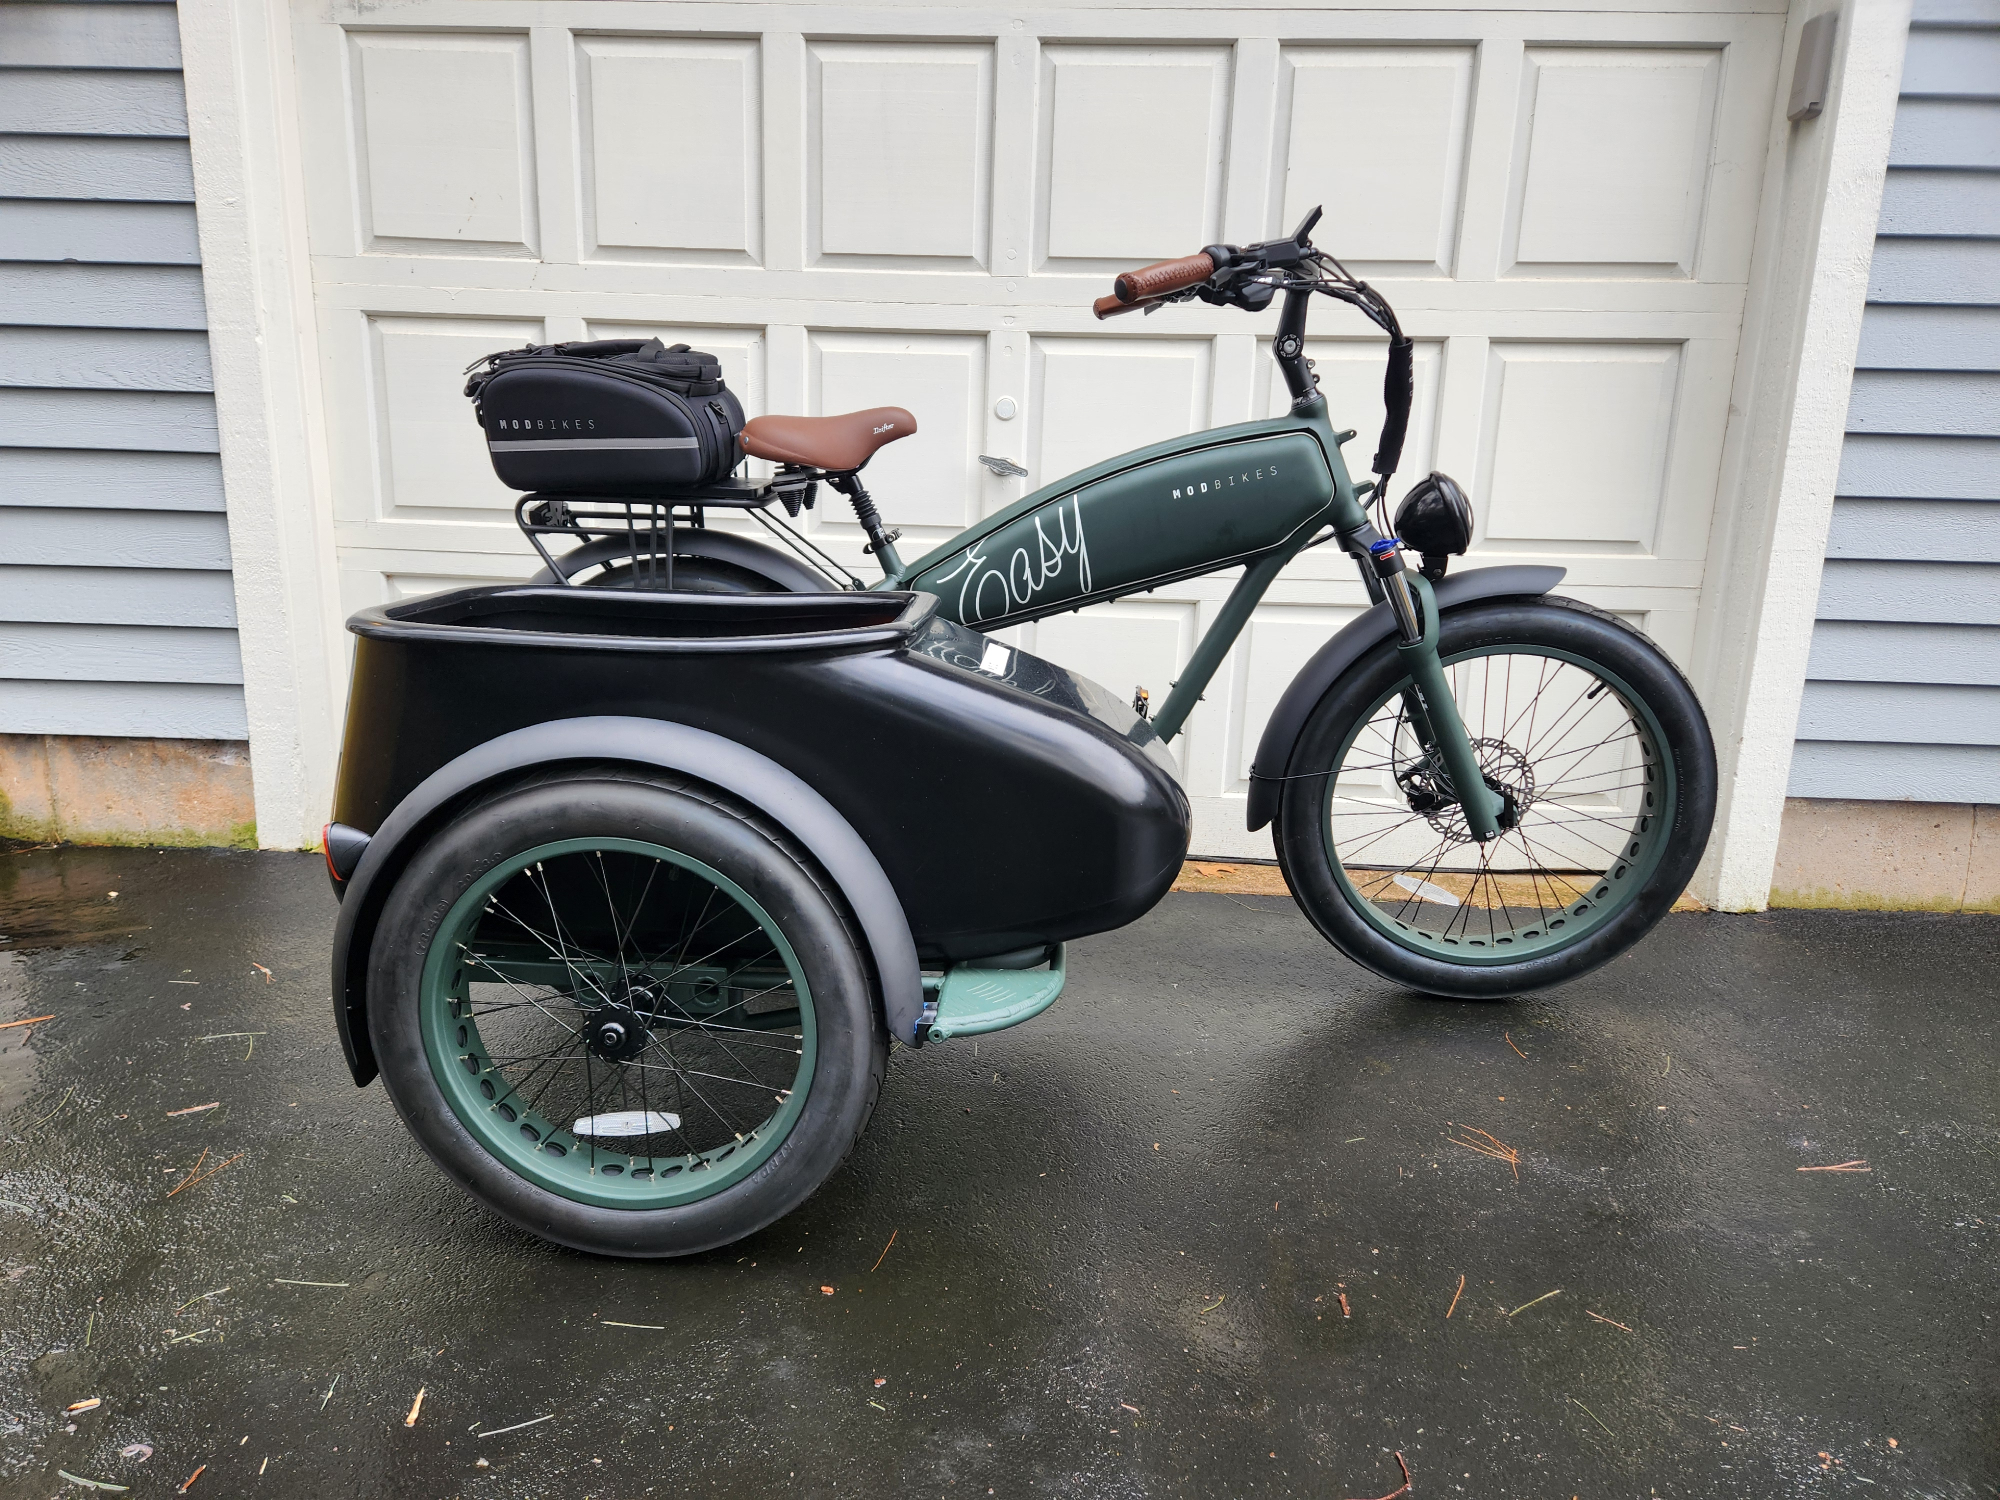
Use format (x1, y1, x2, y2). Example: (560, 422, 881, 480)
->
(1393, 472, 1474, 580)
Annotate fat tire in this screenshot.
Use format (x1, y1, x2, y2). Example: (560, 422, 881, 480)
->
(1273, 596, 1715, 998)
(367, 768, 885, 1257)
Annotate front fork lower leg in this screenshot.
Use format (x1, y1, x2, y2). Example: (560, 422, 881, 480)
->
(1385, 571, 1507, 842)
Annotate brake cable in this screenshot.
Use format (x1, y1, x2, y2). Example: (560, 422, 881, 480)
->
(1299, 249, 1411, 534)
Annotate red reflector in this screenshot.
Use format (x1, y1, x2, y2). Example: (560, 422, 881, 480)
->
(321, 822, 342, 882)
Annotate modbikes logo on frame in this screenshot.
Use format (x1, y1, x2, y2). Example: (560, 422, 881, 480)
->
(1169, 464, 1277, 501)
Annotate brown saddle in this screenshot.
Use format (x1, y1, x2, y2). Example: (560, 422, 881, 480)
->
(740, 407, 916, 472)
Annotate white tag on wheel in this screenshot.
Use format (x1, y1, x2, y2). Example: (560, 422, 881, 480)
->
(1393, 873, 1461, 906)
(979, 641, 1012, 676)
(571, 1110, 681, 1138)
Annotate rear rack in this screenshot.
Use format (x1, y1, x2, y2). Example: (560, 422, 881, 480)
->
(514, 468, 857, 589)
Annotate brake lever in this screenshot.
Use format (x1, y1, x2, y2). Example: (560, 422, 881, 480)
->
(1198, 271, 1280, 312)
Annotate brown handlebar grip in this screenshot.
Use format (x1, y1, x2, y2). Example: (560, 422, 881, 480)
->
(1114, 252, 1215, 304)
(1093, 292, 1151, 319)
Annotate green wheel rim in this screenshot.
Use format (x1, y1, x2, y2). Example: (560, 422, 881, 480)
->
(419, 837, 817, 1209)
(1319, 645, 1677, 965)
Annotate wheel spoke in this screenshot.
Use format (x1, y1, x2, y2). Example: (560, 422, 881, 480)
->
(1320, 643, 1674, 953)
(459, 949, 583, 1032)
(427, 840, 816, 1206)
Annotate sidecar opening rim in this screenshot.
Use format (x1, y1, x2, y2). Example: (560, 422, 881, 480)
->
(419, 836, 818, 1209)
(1319, 644, 1678, 966)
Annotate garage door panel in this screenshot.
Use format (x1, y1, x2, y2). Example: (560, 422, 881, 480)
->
(578, 37, 762, 264)
(808, 329, 985, 537)
(1029, 335, 1214, 489)
(809, 41, 993, 268)
(1478, 341, 1681, 552)
(364, 314, 543, 522)
(1508, 47, 1722, 278)
(1274, 46, 1475, 277)
(336, 550, 540, 620)
(348, 31, 538, 257)
(1228, 603, 1364, 790)
(1038, 45, 1230, 268)
(1259, 336, 1445, 480)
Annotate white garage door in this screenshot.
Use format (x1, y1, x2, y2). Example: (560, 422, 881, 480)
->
(292, 0, 1782, 857)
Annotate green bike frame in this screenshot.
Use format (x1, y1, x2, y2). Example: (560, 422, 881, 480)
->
(870, 288, 1506, 841)
(892, 417, 1332, 747)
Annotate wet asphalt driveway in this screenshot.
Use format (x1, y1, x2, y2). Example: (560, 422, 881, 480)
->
(0, 844, 1994, 1499)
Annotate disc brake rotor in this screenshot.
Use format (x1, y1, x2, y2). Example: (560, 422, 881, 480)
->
(1396, 736, 1537, 845)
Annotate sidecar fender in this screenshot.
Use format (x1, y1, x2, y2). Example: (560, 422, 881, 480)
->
(1244, 564, 1565, 833)
(329, 716, 924, 1087)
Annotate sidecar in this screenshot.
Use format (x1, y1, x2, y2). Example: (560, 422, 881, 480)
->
(322, 584, 1187, 1256)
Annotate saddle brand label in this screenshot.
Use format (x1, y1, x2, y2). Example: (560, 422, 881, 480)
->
(910, 430, 1332, 627)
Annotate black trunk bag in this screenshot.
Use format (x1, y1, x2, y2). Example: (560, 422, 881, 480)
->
(465, 339, 745, 495)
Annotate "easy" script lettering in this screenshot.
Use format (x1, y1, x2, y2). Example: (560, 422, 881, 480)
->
(932, 495, 1092, 624)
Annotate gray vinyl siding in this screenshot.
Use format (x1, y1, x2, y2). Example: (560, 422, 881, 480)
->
(0, 1, 244, 740)
(1790, 0, 2000, 803)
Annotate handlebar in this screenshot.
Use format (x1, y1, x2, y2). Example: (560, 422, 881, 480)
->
(1094, 252, 1218, 319)
(1092, 210, 1327, 320)
(1075, 207, 1412, 497)
(1114, 252, 1216, 304)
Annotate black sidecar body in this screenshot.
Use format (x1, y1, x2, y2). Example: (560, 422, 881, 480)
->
(327, 585, 1189, 1089)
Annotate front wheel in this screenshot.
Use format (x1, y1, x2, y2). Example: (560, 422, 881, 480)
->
(1273, 596, 1715, 998)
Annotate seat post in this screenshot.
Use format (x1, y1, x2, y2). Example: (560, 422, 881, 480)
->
(829, 473, 904, 578)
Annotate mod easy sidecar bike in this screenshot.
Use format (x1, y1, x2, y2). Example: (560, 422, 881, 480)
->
(323, 585, 1187, 1256)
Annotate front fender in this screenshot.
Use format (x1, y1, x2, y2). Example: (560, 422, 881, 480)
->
(330, 716, 923, 1087)
(1244, 565, 1565, 832)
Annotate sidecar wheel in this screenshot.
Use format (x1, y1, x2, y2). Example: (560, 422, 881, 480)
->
(367, 768, 885, 1258)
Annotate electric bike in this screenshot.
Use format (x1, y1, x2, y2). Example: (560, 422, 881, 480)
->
(510, 208, 1719, 1001)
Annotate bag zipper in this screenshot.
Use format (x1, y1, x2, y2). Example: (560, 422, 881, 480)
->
(466, 351, 719, 399)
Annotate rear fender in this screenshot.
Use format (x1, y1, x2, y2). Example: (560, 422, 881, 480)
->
(1244, 565, 1566, 832)
(330, 716, 923, 1087)
(529, 527, 831, 591)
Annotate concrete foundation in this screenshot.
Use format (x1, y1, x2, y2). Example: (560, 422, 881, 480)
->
(0, 735, 256, 849)
(1771, 797, 2000, 912)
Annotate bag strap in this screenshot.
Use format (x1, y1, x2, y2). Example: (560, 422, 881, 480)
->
(554, 339, 650, 359)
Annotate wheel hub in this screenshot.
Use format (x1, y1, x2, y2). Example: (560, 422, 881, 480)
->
(586, 1004, 650, 1062)
(1398, 737, 1537, 844)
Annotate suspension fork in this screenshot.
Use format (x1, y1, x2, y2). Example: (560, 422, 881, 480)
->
(1378, 560, 1507, 842)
